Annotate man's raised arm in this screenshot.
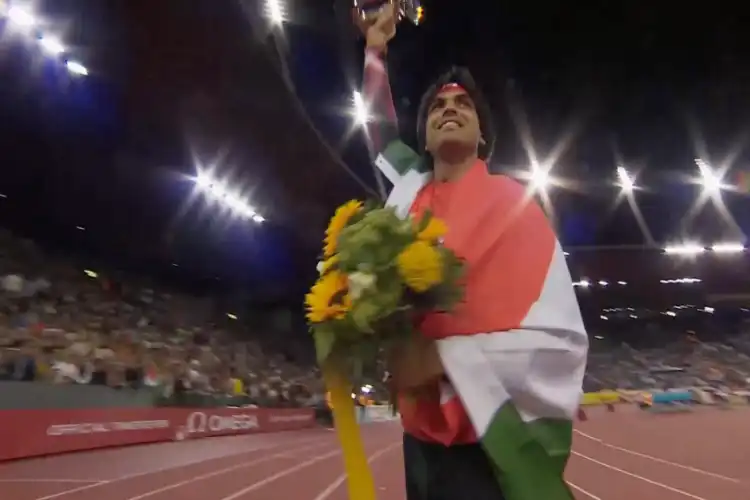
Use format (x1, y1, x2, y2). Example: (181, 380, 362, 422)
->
(359, 5, 419, 184)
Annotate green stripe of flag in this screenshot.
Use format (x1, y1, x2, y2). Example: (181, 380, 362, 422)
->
(482, 403, 575, 500)
(379, 140, 422, 177)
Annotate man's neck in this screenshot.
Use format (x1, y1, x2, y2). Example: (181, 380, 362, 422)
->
(433, 155, 478, 183)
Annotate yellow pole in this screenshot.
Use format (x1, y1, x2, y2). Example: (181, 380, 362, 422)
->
(323, 362, 376, 500)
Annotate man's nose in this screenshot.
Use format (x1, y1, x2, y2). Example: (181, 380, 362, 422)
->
(441, 106, 459, 118)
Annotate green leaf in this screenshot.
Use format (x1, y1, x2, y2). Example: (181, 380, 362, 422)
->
(416, 209, 433, 233)
(313, 327, 336, 365)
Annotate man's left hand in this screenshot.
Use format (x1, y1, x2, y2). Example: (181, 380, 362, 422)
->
(387, 334, 444, 392)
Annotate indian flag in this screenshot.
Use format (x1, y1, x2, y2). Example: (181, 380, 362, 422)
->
(379, 142, 589, 500)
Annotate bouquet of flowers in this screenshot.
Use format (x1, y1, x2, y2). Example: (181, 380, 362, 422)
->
(305, 199, 465, 500)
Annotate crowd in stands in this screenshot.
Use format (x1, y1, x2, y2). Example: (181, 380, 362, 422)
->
(584, 335, 750, 393)
(0, 230, 325, 408)
(2, 228, 749, 409)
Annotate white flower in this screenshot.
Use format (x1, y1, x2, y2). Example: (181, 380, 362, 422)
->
(348, 272, 377, 300)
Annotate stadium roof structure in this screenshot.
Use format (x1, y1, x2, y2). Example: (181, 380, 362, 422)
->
(1, 0, 749, 298)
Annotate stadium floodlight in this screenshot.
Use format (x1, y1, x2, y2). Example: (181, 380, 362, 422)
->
(193, 171, 264, 224)
(352, 91, 370, 125)
(616, 166, 635, 193)
(711, 242, 745, 254)
(659, 277, 701, 284)
(573, 279, 590, 288)
(663, 243, 705, 255)
(529, 166, 549, 191)
(39, 36, 65, 56)
(617, 281, 627, 285)
(265, 0, 286, 25)
(598, 280, 608, 287)
(66, 60, 88, 76)
(7, 7, 35, 28)
(695, 158, 726, 193)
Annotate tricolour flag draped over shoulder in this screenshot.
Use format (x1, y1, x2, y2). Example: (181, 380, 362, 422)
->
(379, 142, 589, 500)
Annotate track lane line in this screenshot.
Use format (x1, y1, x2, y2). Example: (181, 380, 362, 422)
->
(311, 441, 401, 500)
(218, 449, 344, 500)
(33, 436, 330, 500)
(574, 429, 741, 483)
(567, 481, 602, 500)
(572, 451, 707, 500)
(125, 440, 333, 500)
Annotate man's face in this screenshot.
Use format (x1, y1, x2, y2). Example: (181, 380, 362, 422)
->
(424, 86, 481, 156)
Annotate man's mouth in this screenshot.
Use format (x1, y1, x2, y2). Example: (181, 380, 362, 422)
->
(437, 120, 462, 131)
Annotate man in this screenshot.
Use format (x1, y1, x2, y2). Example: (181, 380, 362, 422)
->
(358, 4, 588, 500)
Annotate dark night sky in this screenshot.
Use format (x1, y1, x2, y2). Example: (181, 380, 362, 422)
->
(1, 0, 749, 296)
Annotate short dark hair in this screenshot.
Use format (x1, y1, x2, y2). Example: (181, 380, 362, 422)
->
(416, 66, 496, 167)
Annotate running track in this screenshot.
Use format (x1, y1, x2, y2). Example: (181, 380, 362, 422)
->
(1, 406, 748, 499)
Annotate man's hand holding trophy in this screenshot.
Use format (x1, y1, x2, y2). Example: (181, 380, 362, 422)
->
(353, 0, 423, 51)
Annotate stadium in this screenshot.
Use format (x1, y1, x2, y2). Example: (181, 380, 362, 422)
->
(0, 1, 748, 499)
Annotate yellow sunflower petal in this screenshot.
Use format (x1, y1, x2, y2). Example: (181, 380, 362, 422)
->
(418, 217, 448, 242)
(305, 270, 352, 323)
(319, 255, 338, 275)
(396, 241, 444, 293)
(324, 200, 363, 258)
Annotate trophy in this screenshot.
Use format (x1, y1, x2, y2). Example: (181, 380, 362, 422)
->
(353, 0, 424, 26)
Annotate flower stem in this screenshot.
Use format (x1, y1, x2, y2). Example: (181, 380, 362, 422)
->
(323, 362, 376, 500)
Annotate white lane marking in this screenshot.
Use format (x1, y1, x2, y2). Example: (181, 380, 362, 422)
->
(126, 441, 330, 500)
(568, 481, 602, 500)
(574, 429, 741, 483)
(218, 449, 342, 500)
(33, 437, 328, 500)
(573, 451, 707, 500)
(312, 441, 401, 500)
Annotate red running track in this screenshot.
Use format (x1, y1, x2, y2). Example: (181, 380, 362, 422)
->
(1, 408, 749, 499)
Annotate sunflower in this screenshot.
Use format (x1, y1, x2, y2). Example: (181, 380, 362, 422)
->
(317, 255, 338, 275)
(324, 200, 363, 258)
(305, 270, 351, 323)
(417, 216, 448, 242)
(396, 241, 444, 292)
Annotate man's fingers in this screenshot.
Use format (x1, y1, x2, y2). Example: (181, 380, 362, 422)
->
(373, 2, 396, 30)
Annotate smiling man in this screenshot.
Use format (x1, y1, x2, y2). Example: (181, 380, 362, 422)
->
(358, 4, 588, 500)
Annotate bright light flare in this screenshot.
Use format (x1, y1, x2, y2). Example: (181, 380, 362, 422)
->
(352, 91, 370, 125)
(7, 7, 35, 28)
(695, 158, 727, 193)
(711, 242, 745, 253)
(616, 166, 635, 192)
(265, 0, 286, 25)
(39, 36, 65, 56)
(193, 171, 264, 224)
(66, 60, 88, 76)
(663, 243, 705, 255)
(659, 277, 701, 284)
(529, 166, 549, 191)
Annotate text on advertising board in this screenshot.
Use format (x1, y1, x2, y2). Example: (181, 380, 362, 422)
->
(182, 412, 260, 435)
(0, 407, 315, 462)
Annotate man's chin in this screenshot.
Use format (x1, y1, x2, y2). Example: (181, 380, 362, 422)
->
(434, 139, 476, 158)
